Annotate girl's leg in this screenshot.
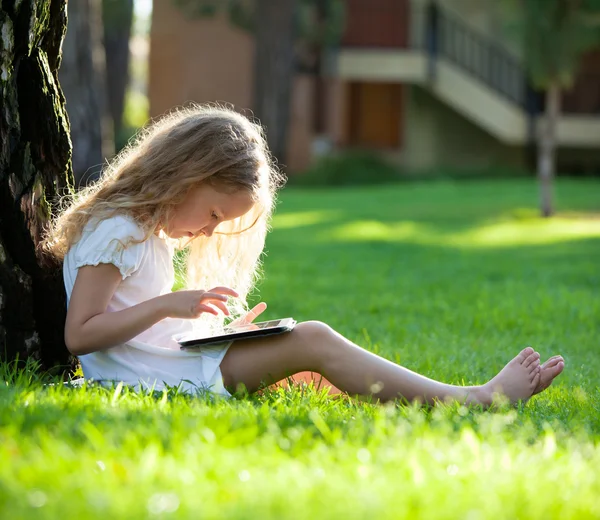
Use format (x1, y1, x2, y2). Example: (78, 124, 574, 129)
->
(271, 371, 342, 395)
(220, 321, 550, 406)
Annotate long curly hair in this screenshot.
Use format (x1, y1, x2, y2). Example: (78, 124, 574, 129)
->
(43, 103, 286, 327)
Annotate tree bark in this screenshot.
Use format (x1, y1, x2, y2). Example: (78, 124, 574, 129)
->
(102, 0, 134, 146)
(0, 1, 73, 370)
(253, 0, 297, 166)
(60, 0, 113, 187)
(538, 82, 561, 218)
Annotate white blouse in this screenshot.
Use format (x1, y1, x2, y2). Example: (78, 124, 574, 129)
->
(63, 215, 232, 396)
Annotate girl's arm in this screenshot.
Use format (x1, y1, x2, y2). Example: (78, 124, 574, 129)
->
(65, 264, 238, 356)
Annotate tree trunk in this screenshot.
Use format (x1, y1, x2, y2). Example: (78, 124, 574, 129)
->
(313, 0, 327, 135)
(537, 82, 561, 218)
(253, 0, 297, 166)
(102, 0, 134, 147)
(0, 1, 73, 370)
(60, 0, 113, 187)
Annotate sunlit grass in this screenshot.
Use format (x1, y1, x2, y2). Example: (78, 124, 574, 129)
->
(1, 178, 599, 519)
(320, 214, 600, 247)
(272, 209, 341, 229)
(321, 220, 428, 242)
(453, 215, 600, 247)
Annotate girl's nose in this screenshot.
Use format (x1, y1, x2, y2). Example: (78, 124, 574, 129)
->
(203, 224, 216, 237)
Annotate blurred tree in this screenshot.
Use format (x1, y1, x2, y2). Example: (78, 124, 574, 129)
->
(253, 0, 297, 165)
(508, 0, 600, 217)
(60, 0, 113, 186)
(0, 1, 73, 370)
(102, 0, 135, 148)
(172, 0, 344, 165)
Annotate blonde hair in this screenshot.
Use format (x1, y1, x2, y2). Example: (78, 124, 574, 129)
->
(44, 103, 285, 327)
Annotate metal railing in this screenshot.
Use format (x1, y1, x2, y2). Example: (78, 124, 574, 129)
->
(426, 4, 530, 108)
(429, 6, 600, 116)
(336, 0, 599, 116)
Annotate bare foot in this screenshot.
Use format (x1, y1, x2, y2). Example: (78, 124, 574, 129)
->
(471, 347, 541, 406)
(533, 355, 565, 395)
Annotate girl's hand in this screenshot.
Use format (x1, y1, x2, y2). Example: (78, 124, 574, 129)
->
(229, 302, 267, 329)
(162, 287, 239, 319)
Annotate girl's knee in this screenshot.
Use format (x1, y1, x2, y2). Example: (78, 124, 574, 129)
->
(294, 321, 337, 364)
(295, 321, 334, 342)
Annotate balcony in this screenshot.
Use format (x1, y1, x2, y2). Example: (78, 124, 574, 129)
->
(335, 0, 424, 82)
(330, 0, 600, 147)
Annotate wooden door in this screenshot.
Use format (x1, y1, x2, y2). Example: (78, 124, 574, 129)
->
(347, 82, 404, 149)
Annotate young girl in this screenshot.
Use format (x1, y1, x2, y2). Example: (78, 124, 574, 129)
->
(45, 105, 564, 405)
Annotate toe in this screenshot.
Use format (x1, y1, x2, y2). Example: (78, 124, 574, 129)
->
(542, 359, 560, 369)
(517, 347, 535, 362)
(534, 360, 565, 395)
(549, 360, 565, 378)
(541, 356, 561, 369)
(524, 352, 541, 368)
(531, 369, 541, 391)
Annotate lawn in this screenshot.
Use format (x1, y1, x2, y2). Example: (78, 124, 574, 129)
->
(1, 178, 599, 519)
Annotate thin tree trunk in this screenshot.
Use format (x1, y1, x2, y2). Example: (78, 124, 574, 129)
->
(60, 0, 113, 187)
(253, 0, 297, 166)
(102, 0, 134, 145)
(0, 1, 73, 370)
(313, 0, 327, 135)
(537, 82, 561, 218)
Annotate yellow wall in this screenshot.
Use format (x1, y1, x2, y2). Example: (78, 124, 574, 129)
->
(403, 86, 525, 171)
(149, 0, 315, 172)
(338, 50, 427, 82)
(149, 4, 254, 117)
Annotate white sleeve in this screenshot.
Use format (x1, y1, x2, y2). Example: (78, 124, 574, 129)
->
(73, 216, 146, 280)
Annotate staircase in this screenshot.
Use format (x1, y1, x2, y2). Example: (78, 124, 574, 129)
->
(333, 1, 600, 148)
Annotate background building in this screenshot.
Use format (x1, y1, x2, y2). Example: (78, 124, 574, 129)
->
(150, 0, 600, 173)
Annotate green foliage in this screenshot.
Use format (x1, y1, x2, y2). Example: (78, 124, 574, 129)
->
(505, 0, 600, 88)
(290, 151, 403, 187)
(228, 0, 255, 31)
(291, 152, 535, 187)
(2, 179, 600, 518)
(172, 0, 345, 45)
(172, 0, 226, 18)
(102, 0, 134, 30)
(122, 89, 148, 130)
(115, 89, 149, 152)
(297, 0, 345, 47)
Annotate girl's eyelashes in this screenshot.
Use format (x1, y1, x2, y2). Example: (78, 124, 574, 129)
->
(211, 212, 219, 221)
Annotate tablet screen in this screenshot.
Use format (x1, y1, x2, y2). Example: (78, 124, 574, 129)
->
(227, 319, 288, 332)
(176, 318, 296, 347)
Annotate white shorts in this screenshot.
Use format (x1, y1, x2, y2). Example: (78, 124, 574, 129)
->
(79, 340, 233, 397)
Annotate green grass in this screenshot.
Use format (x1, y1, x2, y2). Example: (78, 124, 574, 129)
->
(2, 178, 600, 519)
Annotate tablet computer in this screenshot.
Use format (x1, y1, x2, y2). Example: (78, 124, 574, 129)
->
(177, 318, 297, 349)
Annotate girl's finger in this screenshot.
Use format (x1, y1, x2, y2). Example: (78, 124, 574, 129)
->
(200, 292, 228, 302)
(246, 302, 267, 320)
(196, 304, 219, 316)
(210, 300, 229, 316)
(251, 302, 267, 315)
(208, 287, 239, 298)
(235, 302, 267, 326)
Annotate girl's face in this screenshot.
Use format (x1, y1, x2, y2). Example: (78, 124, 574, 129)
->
(165, 183, 255, 239)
